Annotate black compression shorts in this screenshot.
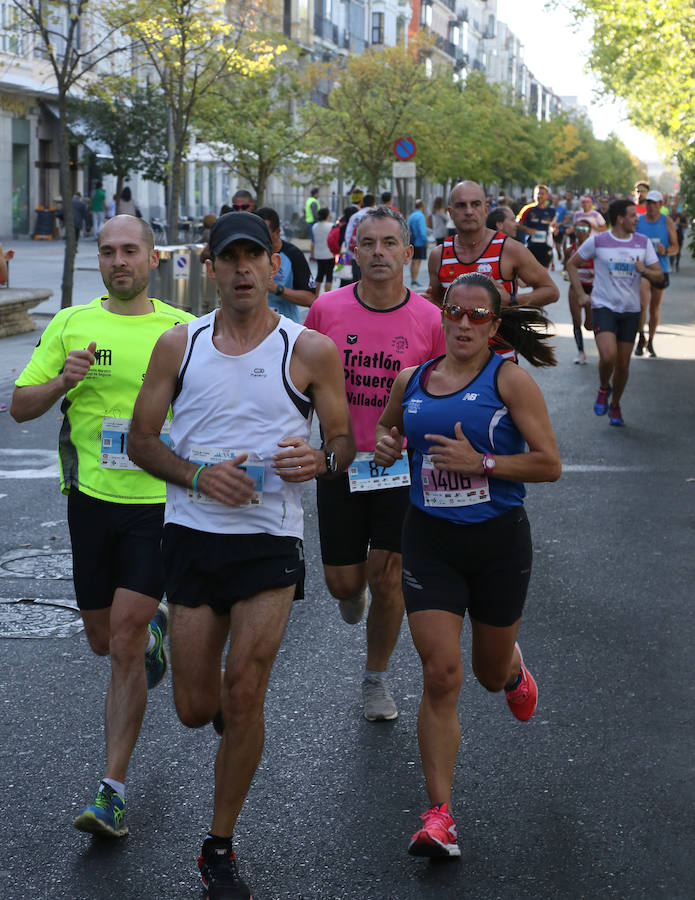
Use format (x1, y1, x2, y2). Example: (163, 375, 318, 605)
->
(401, 504, 532, 626)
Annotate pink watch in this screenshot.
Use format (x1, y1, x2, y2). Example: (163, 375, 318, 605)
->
(482, 453, 496, 475)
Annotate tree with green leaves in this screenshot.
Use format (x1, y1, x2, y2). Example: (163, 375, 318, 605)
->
(11, 0, 131, 307)
(119, 0, 275, 241)
(560, 1, 695, 151)
(193, 37, 314, 205)
(304, 40, 440, 195)
(70, 77, 168, 205)
(560, 0, 694, 245)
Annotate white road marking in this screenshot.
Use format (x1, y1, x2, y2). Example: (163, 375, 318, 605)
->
(0, 448, 58, 479)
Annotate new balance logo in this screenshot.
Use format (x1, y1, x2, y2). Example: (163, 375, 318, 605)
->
(462, 392, 479, 401)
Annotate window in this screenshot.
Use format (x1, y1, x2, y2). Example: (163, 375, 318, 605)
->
(371, 11, 384, 45)
(420, 1, 432, 29)
(1, 2, 24, 54)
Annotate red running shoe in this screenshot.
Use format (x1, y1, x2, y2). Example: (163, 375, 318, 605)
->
(408, 803, 461, 858)
(505, 643, 538, 722)
(593, 386, 611, 416)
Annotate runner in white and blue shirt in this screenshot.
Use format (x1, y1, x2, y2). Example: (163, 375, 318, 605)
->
(567, 198, 662, 426)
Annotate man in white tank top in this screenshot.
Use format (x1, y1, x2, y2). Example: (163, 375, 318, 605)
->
(128, 212, 354, 899)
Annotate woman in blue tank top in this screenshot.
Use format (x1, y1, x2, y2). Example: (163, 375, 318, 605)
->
(374, 273, 561, 860)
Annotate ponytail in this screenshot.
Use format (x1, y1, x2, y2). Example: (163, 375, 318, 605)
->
(498, 306, 557, 367)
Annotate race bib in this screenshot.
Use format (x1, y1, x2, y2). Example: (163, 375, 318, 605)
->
(348, 451, 410, 493)
(187, 446, 264, 505)
(421, 454, 490, 507)
(608, 253, 636, 280)
(530, 230, 548, 244)
(100, 417, 171, 470)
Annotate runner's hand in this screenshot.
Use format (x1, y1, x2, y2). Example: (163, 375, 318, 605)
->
(577, 290, 591, 308)
(196, 455, 256, 507)
(374, 427, 404, 467)
(272, 436, 321, 483)
(426, 422, 481, 474)
(61, 341, 97, 390)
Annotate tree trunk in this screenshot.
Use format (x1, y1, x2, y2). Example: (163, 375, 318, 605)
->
(168, 153, 183, 245)
(115, 174, 124, 212)
(59, 93, 77, 309)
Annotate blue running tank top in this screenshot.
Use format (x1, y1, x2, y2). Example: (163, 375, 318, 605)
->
(402, 351, 526, 523)
(636, 214, 671, 273)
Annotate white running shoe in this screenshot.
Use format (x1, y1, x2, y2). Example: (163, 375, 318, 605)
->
(574, 351, 587, 365)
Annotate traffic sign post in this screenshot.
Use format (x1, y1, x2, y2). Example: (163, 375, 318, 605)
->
(393, 137, 417, 161)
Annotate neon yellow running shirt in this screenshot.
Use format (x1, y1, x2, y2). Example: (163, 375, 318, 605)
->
(15, 296, 195, 503)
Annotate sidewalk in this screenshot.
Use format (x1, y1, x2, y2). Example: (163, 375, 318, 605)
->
(3, 236, 104, 315)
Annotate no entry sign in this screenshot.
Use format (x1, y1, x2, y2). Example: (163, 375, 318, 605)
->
(393, 137, 416, 160)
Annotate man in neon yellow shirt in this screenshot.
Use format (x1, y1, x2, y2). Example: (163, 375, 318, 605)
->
(11, 215, 194, 839)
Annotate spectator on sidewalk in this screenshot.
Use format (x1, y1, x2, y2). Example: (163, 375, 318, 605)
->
(118, 186, 137, 217)
(72, 193, 87, 244)
(91, 182, 106, 238)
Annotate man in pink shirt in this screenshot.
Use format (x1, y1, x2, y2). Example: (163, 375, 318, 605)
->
(305, 206, 446, 722)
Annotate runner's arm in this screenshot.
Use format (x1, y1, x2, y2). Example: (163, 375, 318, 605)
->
(634, 258, 666, 284)
(424, 246, 445, 306)
(504, 241, 559, 307)
(566, 249, 591, 307)
(10, 342, 96, 422)
(665, 215, 679, 256)
(374, 368, 413, 466)
(481, 362, 561, 482)
(275, 329, 355, 482)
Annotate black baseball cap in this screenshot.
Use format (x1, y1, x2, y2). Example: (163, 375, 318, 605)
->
(209, 211, 272, 258)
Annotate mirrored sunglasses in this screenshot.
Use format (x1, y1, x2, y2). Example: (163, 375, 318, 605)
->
(442, 305, 497, 325)
(232, 203, 251, 211)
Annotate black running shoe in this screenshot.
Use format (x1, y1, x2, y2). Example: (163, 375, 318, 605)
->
(198, 838, 252, 899)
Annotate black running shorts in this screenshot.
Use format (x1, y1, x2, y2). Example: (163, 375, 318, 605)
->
(162, 524, 305, 615)
(401, 504, 532, 627)
(316, 474, 409, 567)
(67, 489, 165, 611)
(528, 242, 553, 268)
(592, 307, 640, 343)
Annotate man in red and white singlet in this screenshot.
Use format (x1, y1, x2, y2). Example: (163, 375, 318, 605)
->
(305, 206, 446, 723)
(427, 181, 558, 357)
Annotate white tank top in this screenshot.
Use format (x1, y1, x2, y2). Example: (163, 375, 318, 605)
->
(165, 311, 313, 537)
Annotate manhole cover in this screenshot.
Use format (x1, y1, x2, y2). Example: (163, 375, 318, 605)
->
(0, 549, 72, 579)
(0, 597, 82, 638)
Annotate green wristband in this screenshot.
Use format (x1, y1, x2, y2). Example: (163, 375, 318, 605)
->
(191, 464, 206, 492)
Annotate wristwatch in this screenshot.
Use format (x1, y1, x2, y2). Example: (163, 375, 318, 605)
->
(322, 448, 338, 477)
(482, 453, 496, 475)
(275, 283, 285, 296)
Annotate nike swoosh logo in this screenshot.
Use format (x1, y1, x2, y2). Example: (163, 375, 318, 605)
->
(284, 567, 298, 575)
